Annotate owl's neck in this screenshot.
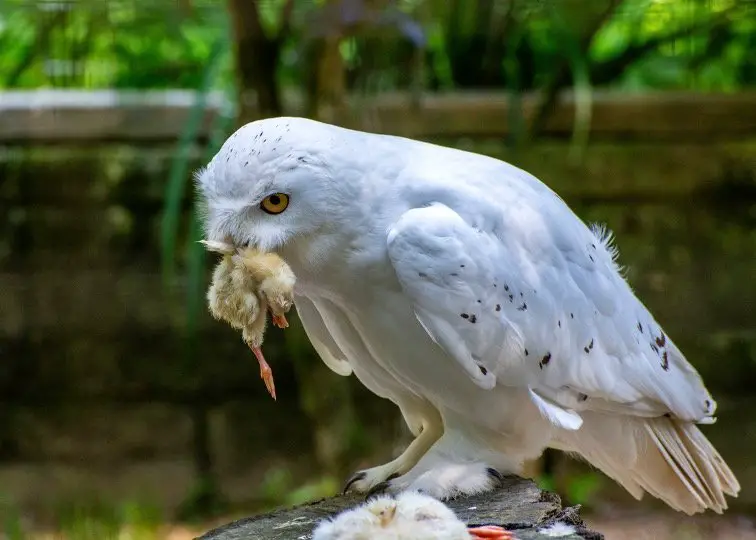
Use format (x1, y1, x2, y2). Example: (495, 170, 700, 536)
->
(280, 218, 399, 302)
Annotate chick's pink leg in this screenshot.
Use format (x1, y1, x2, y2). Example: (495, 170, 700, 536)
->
(249, 344, 276, 400)
(468, 525, 515, 540)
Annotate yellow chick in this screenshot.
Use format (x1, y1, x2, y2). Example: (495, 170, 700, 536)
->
(201, 240, 296, 400)
(312, 491, 514, 540)
(233, 247, 296, 330)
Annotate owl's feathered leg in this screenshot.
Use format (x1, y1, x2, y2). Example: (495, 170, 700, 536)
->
(366, 435, 508, 498)
(363, 408, 549, 500)
(343, 415, 443, 494)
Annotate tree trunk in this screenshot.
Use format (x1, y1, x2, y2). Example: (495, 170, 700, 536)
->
(527, 0, 624, 138)
(198, 476, 604, 540)
(313, 35, 346, 120)
(227, 0, 283, 124)
(305, 0, 346, 121)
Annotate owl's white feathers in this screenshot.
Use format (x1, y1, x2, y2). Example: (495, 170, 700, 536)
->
(386, 202, 714, 424)
(196, 116, 739, 515)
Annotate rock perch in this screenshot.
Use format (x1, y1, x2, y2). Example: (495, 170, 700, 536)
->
(196, 476, 604, 540)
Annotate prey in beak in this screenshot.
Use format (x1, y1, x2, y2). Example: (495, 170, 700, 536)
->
(201, 239, 296, 401)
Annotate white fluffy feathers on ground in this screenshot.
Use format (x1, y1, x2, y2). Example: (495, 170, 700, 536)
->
(195, 116, 739, 515)
(312, 491, 513, 540)
(202, 239, 296, 399)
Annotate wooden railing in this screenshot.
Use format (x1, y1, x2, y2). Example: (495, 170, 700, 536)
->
(1, 89, 755, 143)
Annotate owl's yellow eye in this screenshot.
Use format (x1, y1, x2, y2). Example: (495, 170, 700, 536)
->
(260, 193, 289, 215)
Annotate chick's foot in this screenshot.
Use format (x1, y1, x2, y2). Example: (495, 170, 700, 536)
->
(249, 343, 276, 400)
(271, 314, 289, 328)
(468, 525, 515, 540)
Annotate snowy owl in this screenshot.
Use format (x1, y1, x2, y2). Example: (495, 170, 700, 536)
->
(195, 116, 739, 515)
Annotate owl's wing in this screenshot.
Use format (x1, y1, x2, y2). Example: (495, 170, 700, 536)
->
(295, 295, 353, 376)
(386, 203, 716, 431)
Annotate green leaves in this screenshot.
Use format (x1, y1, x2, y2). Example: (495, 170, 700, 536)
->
(0, 1, 231, 89)
(0, 0, 751, 91)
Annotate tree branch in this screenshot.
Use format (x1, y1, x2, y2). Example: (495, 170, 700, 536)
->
(481, 0, 516, 85)
(279, 0, 296, 40)
(590, 7, 738, 85)
(527, 0, 624, 139)
(198, 476, 604, 540)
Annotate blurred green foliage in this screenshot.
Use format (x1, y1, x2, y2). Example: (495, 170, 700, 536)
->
(258, 466, 340, 509)
(0, 0, 752, 92)
(1, 493, 25, 540)
(0, 494, 166, 540)
(52, 496, 164, 540)
(537, 470, 604, 510)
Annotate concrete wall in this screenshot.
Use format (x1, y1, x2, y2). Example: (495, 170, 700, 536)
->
(1, 119, 755, 516)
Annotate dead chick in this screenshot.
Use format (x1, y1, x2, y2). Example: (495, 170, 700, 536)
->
(206, 251, 275, 399)
(233, 247, 296, 330)
(311, 491, 514, 540)
(201, 240, 296, 400)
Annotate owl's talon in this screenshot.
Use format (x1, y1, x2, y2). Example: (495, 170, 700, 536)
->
(365, 480, 392, 499)
(343, 472, 366, 494)
(486, 467, 506, 486)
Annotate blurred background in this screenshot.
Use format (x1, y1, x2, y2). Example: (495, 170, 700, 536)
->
(0, 0, 755, 538)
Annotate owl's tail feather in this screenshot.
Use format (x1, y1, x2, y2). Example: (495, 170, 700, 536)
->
(552, 413, 740, 515)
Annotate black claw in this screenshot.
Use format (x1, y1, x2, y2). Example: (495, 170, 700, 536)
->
(343, 471, 366, 494)
(385, 472, 401, 482)
(366, 480, 392, 499)
(486, 467, 505, 485)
